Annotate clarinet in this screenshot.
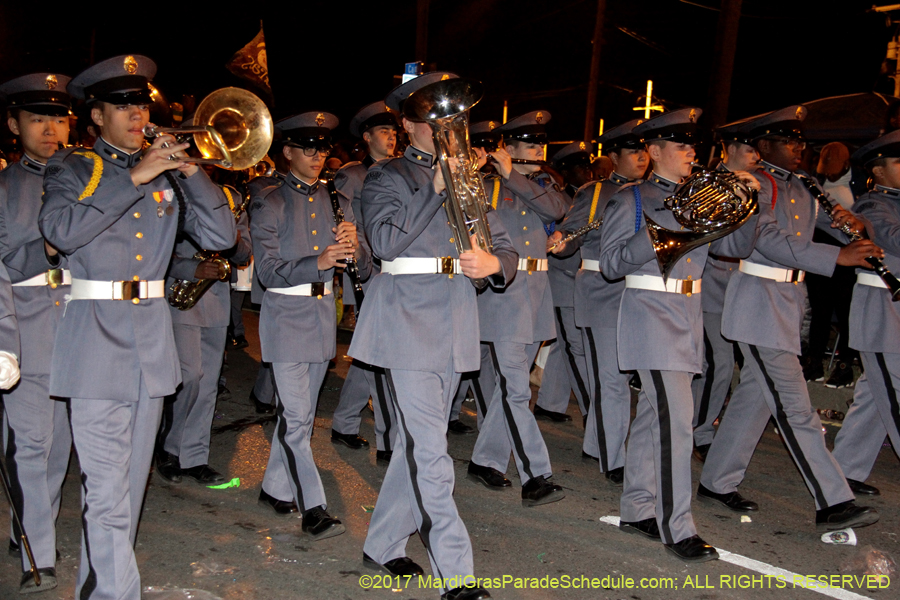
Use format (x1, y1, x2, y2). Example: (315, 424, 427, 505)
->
(797, 174, 900, 301)
(548, 219, 603, 253)
(323, 172, 365, 307)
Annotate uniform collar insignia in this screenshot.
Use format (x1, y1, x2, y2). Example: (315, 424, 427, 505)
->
(363, 154, 376, 168)
(874, 184, 900, 199)
(759, 160, 791, 181)
(716, 162, 732, 173)
(287, 170, 318, 194)
(404, 145, 434, 166)
(648, 172, 678, 192)
(609, 171, 629, 185)
(20, 154, 46, 174)
(95, 137, 143, 168)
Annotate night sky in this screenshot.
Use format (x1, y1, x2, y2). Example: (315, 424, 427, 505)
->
(0, 0, 894, 149)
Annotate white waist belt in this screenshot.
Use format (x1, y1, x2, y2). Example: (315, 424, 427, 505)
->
(518, 258, 548, 272)
(857, 272, 887, 289)
(13, 269, 71, 287)
(268, 281, 334, 296)
(69, 278, 165, 300)
(381, 257, 462, 275)
(739, 260, 805, 283)
(581, 259, 601, 272)
(625, 275, 701, 295)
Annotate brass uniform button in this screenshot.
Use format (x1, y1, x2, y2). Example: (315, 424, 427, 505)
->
(314, 246, 319, 251)
(796, 232, 801, 236)
(686, 258, 691, 263)
(523, 226, 527, 231)
(55, 301, 60, 306)
(312, 230, 317, 235)
(111, 153, 118, 160)
(133, 276, 140, 281)
(794, 215, 799, 220)
(132, 298, 140, 305)
(316, 294, 322, 299)
(521, 211, 526, 215)
(136, 255, 143, 261)
(449, 237, 455, 243)
(791, 199, 795, 204)
(136, 232, 143, 238)
(308, 197, 314, 202)
(525, 241, 530, 246)
(311, 213, 315, 218)
(134, 212, 141, 218)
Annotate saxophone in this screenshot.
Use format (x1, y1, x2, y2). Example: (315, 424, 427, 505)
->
(167, 187, 247, 310)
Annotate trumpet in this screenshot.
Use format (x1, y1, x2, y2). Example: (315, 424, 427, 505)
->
(144, 87, 273, 171)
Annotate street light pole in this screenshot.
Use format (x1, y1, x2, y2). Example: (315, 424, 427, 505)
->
(584, 0, 607, 144)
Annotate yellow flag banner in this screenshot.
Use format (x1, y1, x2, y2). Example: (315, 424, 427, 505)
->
(226, 29, 270, 93)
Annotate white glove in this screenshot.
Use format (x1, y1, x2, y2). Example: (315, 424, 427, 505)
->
(0, 351, 21, 390)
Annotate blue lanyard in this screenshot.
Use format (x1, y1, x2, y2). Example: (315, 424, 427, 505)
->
(631, 186, 643, 233)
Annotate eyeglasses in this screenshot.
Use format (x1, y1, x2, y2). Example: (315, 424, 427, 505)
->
(291, 144, 332, 157)
(772, 137, 807, 151)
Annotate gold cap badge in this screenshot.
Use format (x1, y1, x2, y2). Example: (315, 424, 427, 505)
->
(315, 113, 325, 127)
(535, 112, 544, 124)
(124, 56, 138, 74)
(795, 106, 804, 119)
(689, 109, 697, 123)
(45, 75, 58, 90)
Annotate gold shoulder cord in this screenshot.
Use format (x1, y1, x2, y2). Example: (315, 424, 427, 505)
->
(223, 186, 236, 212)
(491, 178, 501, 210)
(587, 182, 603, 223)
(73, 151, 103, 201)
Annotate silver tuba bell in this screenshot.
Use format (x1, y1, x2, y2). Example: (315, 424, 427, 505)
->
(644, 168, 758, 280)
(404, 78, 493, 286)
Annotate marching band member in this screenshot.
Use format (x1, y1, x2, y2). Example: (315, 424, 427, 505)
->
(250, 111, 370, 538)
(550, 119, 647, 484)
(39, 54, 237, 599)
(0, 72, 71, 593)
(828, 129, 900, 497)
(699, 106, 880, 533)
(331, 101, 399, 462)
(466, 110, 568, 505)
(350, 72, 517, 600)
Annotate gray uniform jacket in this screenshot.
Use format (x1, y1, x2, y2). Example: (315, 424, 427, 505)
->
(168, 186, 252, 328)
(348, 146, 518, 372)
(477, 170, 567, 343)
(0, 156, 66, 373)
(248, 173, 283, 305)
(336, 156, 379, 293)
(39, 138, 237, 401)
(0, 259, 19, 357)
(600, 174, 757, 372)
(564, 173, 630, 328)
(849, 186, 900, 353)
(250, 171, 371, 363)
(721, 162, 858, 355)
(546, 184, 580, 308)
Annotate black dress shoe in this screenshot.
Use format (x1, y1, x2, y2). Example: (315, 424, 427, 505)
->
(581, 451, 599, 462)
(258, 489, 298, 515)
(620, 518, 661, 540)
(447, 419, 475, 435)
(376, 450, 393, 464)
(521, 475, 565, 507)
(181, 464, 226, 485)
(847, 478, 880, 496)
(697, 483, 758, 512)
(605, 467, 624, 486)
(815, 501, 879, 533)
(363, 553, 424, 577)
(331, 429, 370, 449)
(467, 462, 511, 490)
(301, 506, 345, 541)
(155, 452, 182, 484)
(693, 444, 710, 462)
(665, 535, 719, 562)
(442, 586, 492, 600)
(533, 405, 572, 422)
(232, 335, 249, 350)
(250, 391, 275, 415)
(20, 567, 57, 593)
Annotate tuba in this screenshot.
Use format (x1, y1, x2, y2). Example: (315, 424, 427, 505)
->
(163, 88, 272, 310)
(644, 168, 757, 280)
(404, 78, 493, 286)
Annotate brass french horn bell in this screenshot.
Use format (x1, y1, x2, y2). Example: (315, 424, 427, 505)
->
(144, 87, 273, 170)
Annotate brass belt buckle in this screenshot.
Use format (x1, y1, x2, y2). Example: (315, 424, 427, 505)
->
(46, 269, 64, 288)
(789, 270, 801, 283)
(114, 280, 144, 300)
(440, 257, 455, 274)
(680, 280, 694, 296)
(525, 258, 538, 272)
(310, 282, 325, 297)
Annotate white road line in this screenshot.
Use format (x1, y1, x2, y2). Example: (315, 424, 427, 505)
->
(598, 516, 874, 600)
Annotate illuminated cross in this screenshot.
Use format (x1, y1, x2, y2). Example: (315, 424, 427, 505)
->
(633, 80, 664, 119)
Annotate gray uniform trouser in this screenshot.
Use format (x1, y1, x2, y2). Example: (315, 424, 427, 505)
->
(71, 380, 163, 600)
(230, 289, 245, 338)
(582, 327, 630, 472)
(262, 361, 329, 511)
(621, 370, 696, 545)
(471, 342, 553, 484)
(161, 324, 227, 468)
(332, 360, 396, 451)
(536, 307, 590, 416)
(365, 366, 472, 591)
(454, 344, 494, 429)
(252, 361, 275, 405)
(3, 373, 71, 572)
(700, 344, 854, 510)
(691, 311, 736, 447)
(833, 352, 900, 481)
